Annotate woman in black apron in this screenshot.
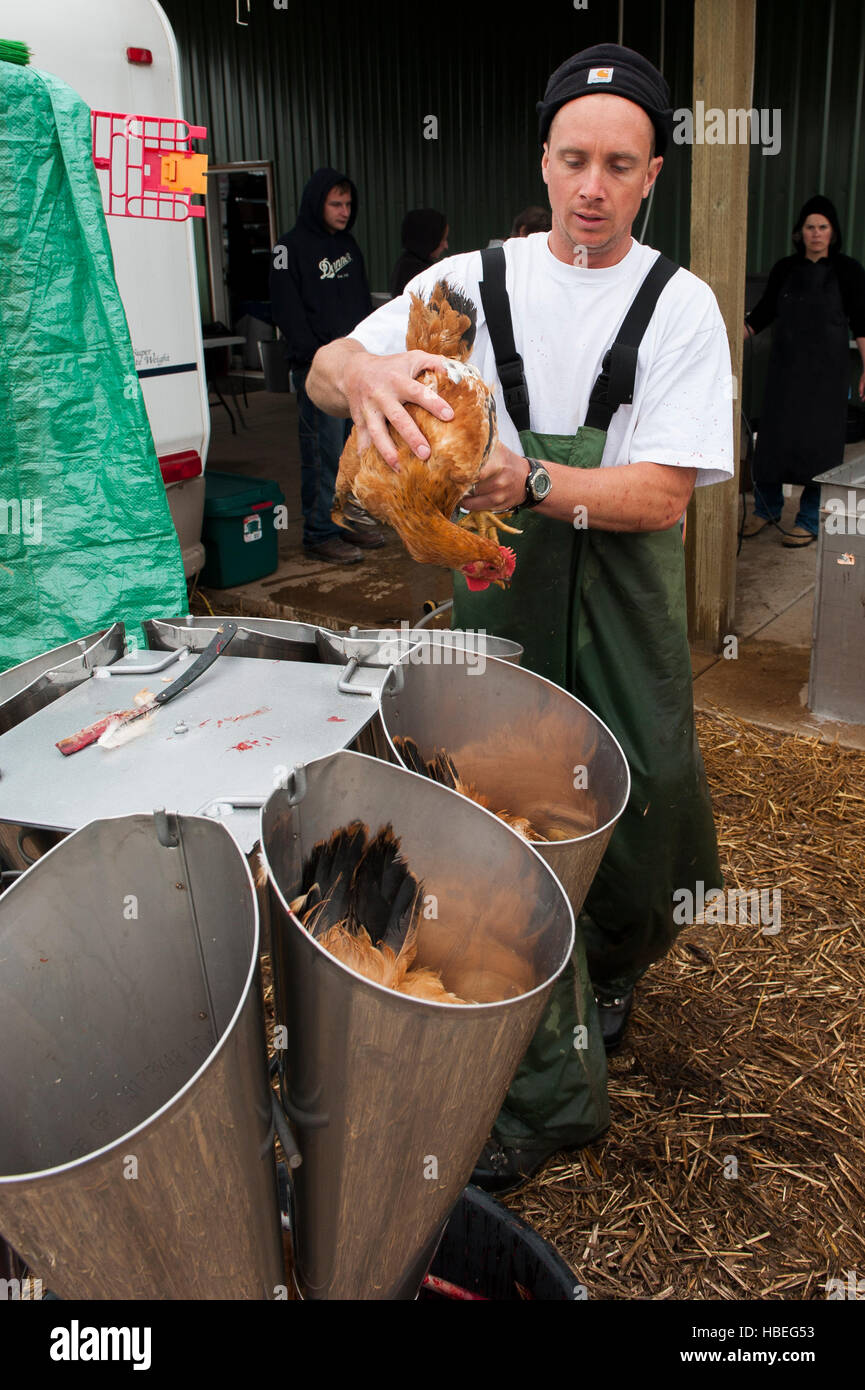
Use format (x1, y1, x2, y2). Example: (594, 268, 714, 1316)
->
(743, 196, 865, 547)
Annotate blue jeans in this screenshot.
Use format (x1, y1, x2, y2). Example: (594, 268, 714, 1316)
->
(292, 367, 352, 547)
(753, 481, 820, 536)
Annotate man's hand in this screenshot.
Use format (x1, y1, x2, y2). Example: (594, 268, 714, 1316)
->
(342, 349, 457, 466)
(459, 442, 528, 513)
(307, 339, 456, 468)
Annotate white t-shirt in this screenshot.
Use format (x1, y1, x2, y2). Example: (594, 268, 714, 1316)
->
(350, 234, 734, 487)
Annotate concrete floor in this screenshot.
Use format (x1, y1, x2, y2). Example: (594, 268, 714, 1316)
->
(691, 458, 865, 750)
(201, 385, 865, 749)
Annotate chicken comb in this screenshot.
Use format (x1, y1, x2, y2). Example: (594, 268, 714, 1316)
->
(463, 545, 517, 592)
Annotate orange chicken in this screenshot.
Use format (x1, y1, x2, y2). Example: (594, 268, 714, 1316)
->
(333, 280, 519, 591)
(287, 821, 470, 1004)
(394, 736, 573, 844)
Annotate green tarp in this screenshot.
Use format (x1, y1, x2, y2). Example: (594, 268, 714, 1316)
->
(0, 61, 187, 672)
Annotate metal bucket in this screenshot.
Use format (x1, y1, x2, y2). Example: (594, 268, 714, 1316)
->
(0, 626, 127, 871)
(0, 812, 283, 1300)
(0, 624, 126, 735)
(316, 626, 523, 668)
(144, 614, 321, 663)
(379, 656, 631, 916)
(261, 749, 575, 1300)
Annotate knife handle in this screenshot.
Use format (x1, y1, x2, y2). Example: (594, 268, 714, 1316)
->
(153, 621, 238, 707)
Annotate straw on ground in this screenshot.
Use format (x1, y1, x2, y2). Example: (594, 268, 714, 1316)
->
(507, 707, 865, 1300)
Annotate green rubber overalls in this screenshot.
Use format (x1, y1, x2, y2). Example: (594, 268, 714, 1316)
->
(452, 249, 723, 1149)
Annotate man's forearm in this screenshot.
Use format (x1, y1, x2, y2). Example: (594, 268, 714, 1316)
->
(306, 337, 365, 416)
(535, 457, 697, 532)
(467, 442, 696, 533)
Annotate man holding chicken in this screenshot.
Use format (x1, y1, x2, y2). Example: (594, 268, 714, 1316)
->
(308, 44, 734, 1190)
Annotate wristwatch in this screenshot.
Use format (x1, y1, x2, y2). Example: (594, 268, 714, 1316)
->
(519, 457, 553, 510)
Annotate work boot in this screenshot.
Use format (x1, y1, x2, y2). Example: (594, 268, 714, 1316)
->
(594, 989, 633, 1053)
(303, 536, 364, 565)
(782, 526, 816, 548)
(471, 1137, 562, 1194)
(339, 524, 386, 550)
(471, 1125, 610, 1195)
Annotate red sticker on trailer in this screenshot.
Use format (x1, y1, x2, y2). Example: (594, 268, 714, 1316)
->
(159, 450, 202, 484)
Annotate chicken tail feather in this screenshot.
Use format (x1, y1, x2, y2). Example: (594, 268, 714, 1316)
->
(393, 735, 462, 791)
(348, 822, 424, 957)
(392, 734, 428, 778)
(295, 819, 423, 962)
(406, 279, 477, 361)
(298, 821, 367, 935)
(428, 750, 462, 790)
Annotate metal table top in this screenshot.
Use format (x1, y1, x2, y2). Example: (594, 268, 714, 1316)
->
(0, 653, 387, 854)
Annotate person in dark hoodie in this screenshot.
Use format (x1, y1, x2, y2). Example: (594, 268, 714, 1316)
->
(388, 209, 449, 299)
(271, 168, 383, 563)
(743, 195, 865, 546)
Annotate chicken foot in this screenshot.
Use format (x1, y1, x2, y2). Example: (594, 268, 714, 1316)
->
(457, 509, 523, 543)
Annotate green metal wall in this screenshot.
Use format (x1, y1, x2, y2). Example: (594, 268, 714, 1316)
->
(162, 0, 694, 293)
(749, 0, 865, 271)
(162, 0, 865, 295)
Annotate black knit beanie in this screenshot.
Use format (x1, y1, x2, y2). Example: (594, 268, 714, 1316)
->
(537, 43, 673, 154)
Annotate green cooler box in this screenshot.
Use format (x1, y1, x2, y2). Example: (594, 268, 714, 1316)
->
(200, 471, 285, 588)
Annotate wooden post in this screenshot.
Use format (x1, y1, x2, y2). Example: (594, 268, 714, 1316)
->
(685, 0, 756, 650)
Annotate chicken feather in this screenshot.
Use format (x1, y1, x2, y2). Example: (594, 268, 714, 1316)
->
(288, 821, 473, 1003)
(395, 736, 552, 843)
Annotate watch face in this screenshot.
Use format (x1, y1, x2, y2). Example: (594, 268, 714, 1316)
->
(531, 467, 552, 500)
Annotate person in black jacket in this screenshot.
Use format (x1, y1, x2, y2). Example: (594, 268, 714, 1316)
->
(743, 195, 865, 546)
(271, 168, 384, 563)
(388, 209, 448, 299)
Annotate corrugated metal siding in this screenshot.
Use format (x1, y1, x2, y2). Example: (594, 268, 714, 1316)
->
(161, 0, 693, 293)
(161, 0, 865, 294)
(750, 0, 865, 270)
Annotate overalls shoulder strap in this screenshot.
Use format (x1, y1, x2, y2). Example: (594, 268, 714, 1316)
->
(584, 252, 679, 431)
(479, 245, 531, 433)
(478, 245, 679, 435)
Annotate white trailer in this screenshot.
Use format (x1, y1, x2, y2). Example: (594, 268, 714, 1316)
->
(0, 0, 209, 576)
